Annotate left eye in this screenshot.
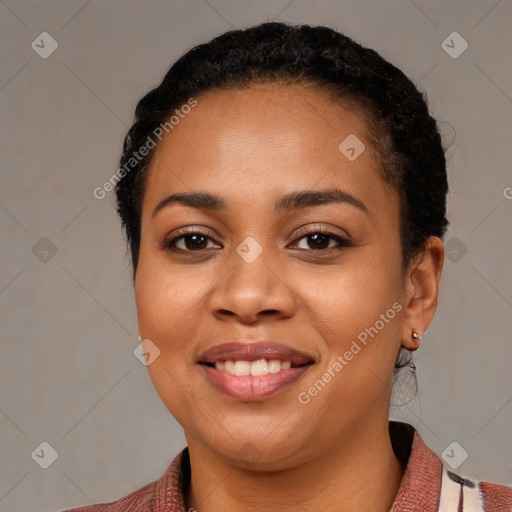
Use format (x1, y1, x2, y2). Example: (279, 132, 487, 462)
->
(291, 232, 349, 251)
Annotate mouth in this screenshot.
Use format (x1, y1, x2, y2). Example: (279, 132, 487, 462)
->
(198, 341, 315, 401)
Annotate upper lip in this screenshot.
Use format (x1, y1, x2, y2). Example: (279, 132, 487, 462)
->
(199, 341, 315, 365)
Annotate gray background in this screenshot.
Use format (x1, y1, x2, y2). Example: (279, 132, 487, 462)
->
(1, 1, 511, 511)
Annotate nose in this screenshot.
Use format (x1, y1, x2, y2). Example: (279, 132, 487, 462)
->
(208, 245, 296, 325)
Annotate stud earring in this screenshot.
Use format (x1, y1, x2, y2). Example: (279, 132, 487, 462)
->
(412, 331, 423, 344)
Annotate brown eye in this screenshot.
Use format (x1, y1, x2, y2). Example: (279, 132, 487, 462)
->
(303, 233, 331, 250)
(291, 230, 352, 252)
(161, 230, 222, 252)
(177, 234, 209, 251)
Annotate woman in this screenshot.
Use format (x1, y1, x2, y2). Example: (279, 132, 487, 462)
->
(65, 22, 511, 512)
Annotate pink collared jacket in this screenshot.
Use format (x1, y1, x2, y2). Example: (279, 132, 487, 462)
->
(63, 422, 512, 512)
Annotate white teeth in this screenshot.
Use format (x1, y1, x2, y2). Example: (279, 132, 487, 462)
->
(268, 359, 282, 373)
(214, 359, 294, 375)
(234, 360, 251, 376)
(250, 359, 268, 376)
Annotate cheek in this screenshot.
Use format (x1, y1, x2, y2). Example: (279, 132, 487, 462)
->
(322, 255, 401, 331)
(312, 250, 405, 386)
(134, 251, 210, 356)
(134, 246, 247, 426)
(133, 254, 210, 426)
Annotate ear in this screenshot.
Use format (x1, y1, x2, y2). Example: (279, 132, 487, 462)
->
(401, 236, 444, 350)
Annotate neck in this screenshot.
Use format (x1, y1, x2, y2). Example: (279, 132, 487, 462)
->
(184, 421, 404, 512)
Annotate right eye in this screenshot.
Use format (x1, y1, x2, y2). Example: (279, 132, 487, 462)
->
(160, 229, 222, 253)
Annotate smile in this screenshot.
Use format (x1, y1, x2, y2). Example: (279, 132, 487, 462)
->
(214, 359, 293, 376)
(198, 341, 315, 401)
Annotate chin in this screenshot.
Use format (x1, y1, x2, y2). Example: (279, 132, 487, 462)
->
(187, 421, 317, 471)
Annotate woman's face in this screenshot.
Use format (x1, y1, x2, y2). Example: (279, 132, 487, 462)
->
(135, 83, 410, 469)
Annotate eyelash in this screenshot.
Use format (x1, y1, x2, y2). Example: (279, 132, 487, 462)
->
(160, 226, 353, 254)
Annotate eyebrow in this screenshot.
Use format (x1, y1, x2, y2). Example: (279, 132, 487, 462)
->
(152, 187, 368, 218)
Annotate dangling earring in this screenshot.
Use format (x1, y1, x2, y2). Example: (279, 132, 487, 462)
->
(408, 332, 422, 372)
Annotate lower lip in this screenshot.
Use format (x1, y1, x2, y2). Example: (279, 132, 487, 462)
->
(200, 364, 312, 401)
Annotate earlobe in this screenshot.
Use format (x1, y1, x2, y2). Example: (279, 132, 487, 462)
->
(401, 237, 444, 350)
(404, 330, 423, 351)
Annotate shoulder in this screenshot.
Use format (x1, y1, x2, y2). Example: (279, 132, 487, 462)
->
(479, 479, 512, 512)
(61, 480, 158, 512)
(389, 422, 512, 512)
(60, 448, 189, 512)
(439, 467, 512, 512)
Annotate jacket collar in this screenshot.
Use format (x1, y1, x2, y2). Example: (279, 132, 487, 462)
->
(389, 421, 442, 511)
(153, 421, 442, 511)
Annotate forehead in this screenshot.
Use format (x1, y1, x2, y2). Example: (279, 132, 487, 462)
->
(143, 83, 394, 214)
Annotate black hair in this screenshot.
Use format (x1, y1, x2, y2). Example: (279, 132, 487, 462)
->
(116, 22, 447, 272)
(115, 22, 449, 387)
